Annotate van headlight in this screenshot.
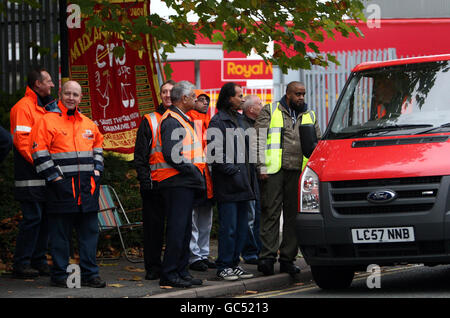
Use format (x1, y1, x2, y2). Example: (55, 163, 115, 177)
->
(300, 167, 320, 213)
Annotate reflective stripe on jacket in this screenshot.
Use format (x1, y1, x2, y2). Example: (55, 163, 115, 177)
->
(265, 102, 316, 174)
(151, 109, 206, 182)
(30, 100, 104, 213)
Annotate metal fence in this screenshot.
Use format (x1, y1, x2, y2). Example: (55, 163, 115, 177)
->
(0, 0, 60, 95)
(275, 48, 398, 133)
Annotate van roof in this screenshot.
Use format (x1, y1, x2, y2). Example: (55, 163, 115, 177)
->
(352, 54, 450, 72)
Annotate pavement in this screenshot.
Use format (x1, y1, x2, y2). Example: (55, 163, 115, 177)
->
(0, 240, 314, 298)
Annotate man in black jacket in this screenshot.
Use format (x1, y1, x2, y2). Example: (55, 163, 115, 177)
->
(207, 83, 259, 281)
(154, 81, 206, 288)
(134, 79, 175, 280)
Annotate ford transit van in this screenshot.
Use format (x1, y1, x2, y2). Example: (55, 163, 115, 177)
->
(296, 54, 450, 289)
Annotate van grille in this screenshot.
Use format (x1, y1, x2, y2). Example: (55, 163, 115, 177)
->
(330, 176, 441, 215)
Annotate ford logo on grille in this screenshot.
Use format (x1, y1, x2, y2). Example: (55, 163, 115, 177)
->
(367, 190, 397, 204)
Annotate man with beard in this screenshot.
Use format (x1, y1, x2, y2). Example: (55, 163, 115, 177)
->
(255, 81, 321, 276)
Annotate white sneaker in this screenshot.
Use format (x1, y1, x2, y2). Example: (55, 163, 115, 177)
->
(217, 268, 239, 281)
(233, 266, 254, 279)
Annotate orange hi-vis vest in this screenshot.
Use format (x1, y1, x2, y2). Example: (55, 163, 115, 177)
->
(151, 109, 206, 183)
(144, 111, 162, 170)
(186, 110, 213, 199)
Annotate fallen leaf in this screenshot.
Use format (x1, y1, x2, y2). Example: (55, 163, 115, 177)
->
(108, 283, 125, 288)
(99, 263, 118, 267)
(245, 290, 258, 294)
(124, 266, 145, 273)
(160, 285, 173, 289)
(295, 283, 305, 286)
(24, 279, 35, 282)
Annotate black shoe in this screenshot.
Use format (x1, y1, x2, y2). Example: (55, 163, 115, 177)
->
(32, 264, 50, 276)
(159, 277, 192, 288)
(244, 258, 259, 265)
(12, 264, 39, 279)
(202, 259, 217, 269)
(257, 258, 275, 276)
(181, 274, 203, 286)
(280, 262, 301, 276)
(189, 260, 208, 271)
(81, 276, 106, 288)
(51, 278, 68, 288)
(145, 271, 160, 280)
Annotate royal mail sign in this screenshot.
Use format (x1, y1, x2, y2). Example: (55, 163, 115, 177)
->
(221, 59, 273, 81)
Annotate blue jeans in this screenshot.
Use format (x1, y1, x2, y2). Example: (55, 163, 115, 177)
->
(216, 201, 250, 272)
(48, 212, 99, 281)
(13, 201, 49, 268)
(241, 199, 261, 261)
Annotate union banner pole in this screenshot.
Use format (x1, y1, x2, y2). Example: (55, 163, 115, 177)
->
(59, 0, 70, 86)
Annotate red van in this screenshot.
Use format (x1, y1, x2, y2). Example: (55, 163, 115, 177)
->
(296, 54, 450, 289)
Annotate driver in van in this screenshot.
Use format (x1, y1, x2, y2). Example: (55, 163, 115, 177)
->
(373, 75, 412, 119)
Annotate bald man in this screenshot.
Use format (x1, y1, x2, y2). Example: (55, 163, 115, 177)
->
(30, 81, 106, 288)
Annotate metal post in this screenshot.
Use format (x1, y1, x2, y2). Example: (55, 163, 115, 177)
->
(195, 60, 201, 88)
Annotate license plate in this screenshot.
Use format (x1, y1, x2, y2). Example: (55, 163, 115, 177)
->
(351, 227, 415, 244)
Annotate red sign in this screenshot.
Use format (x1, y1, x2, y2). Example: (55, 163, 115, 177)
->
(68, 1, 159, 160)
(221, 59, 273, 81)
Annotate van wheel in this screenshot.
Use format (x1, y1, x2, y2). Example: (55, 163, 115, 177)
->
(311, 266, 355, 290)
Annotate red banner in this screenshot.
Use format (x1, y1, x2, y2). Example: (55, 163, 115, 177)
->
(68, 1, 159, 160)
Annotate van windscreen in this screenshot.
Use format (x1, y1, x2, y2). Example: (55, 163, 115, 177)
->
(327, 61, 450, 139)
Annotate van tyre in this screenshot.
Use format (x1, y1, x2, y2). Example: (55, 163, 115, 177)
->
(311, 266, 354, 290)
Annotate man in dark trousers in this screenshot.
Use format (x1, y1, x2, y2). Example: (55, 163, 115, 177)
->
(10, 67, 58, 278)
(134, 79, 175, 280)
(152, 81, 207, 288)
(30, 80, 105, 288)
(255, 81, 321, 276)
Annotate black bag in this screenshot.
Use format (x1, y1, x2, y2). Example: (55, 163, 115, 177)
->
(299, 124, 318, 158)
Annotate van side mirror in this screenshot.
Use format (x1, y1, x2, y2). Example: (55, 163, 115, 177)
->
(299, 124, 318, 158)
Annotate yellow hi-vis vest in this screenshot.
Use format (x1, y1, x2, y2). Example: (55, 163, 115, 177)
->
(265, 102, 316, 174)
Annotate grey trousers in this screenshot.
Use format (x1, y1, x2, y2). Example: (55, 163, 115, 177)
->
(259, 169, 301, 263)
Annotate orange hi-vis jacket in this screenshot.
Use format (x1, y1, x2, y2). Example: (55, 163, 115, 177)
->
(151, 109, 207, 183)
(186, 110, 213, 199)
(10, 86, 58, 201)
(30, 101, 104, 214)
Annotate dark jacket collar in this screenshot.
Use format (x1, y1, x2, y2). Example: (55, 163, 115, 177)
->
(157, 103, 169, 115)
